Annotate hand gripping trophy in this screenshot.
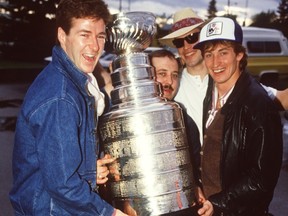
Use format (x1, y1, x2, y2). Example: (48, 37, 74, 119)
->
(99, 12, 197, 216)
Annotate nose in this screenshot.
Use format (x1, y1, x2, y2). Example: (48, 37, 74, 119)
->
(90, 38, 100, 52)
(183, 39, 198, 49)
(183, 40, 190, 49)
(213, 55, 220, 67)
(164, 74, 173, 85)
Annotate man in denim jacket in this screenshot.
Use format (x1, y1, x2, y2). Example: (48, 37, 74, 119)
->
(9, 0, 127, 215)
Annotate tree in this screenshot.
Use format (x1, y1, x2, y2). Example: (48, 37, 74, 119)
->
(0, 0, 58, 61)
(274, 0, 288, 38)
(250, 10, 277, 28)
(223, 14, 238, 22)
(249, 0, 288, 38)
(0, 2, 14, 57)
(207, 0, 217, 19)
(277, 0, 288, 23)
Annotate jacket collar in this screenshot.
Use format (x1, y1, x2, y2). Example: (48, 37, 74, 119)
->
(52, 45, 89, 95)
(221, 71, 250, 113)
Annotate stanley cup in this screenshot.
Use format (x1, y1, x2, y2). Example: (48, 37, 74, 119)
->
(99, 12, 196, 215)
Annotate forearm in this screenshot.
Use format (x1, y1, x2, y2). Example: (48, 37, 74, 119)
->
(276, 88, 288, 110)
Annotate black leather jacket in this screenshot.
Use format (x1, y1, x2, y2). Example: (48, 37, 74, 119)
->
(203, 72, 283, 216)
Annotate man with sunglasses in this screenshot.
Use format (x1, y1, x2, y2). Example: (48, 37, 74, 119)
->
(160, 8, 211, 145)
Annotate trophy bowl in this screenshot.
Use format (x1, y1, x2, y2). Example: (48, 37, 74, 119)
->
(105, 11, 157, 54)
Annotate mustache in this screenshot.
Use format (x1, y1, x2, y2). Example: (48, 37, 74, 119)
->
(162, 84, 174, 91)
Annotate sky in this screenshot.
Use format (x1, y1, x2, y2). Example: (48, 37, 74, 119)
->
(103, 0, 280, 26)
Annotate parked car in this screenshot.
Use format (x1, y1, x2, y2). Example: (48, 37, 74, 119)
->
(242, 27, 288, 88)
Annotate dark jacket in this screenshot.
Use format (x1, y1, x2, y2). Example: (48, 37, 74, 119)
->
(181, 107, 202, 187)
(204, 72, 283, 215)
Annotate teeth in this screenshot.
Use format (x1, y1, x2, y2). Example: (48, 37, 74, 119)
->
(86, 54, 94, 58)
(185, 52, 194, 57)
(84, 54, 95, 61)
(214, 69, 224, 73)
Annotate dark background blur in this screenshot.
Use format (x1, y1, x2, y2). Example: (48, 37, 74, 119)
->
(1, 0, 288, 62)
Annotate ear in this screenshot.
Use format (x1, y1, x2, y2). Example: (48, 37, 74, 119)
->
(57, 27, 66, 46)
(236, 52, 244, 62)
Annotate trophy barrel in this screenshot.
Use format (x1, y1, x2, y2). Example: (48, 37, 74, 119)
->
(99, 11, 197, 215)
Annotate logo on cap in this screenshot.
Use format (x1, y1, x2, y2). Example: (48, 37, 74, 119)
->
(207, 21, 223, 37)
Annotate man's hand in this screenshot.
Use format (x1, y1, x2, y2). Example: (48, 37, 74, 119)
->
(194, 187, 213, 216)
(96, 154, 116, 184)
(113, 209, 129, 216)
(197, 200, 213, 216)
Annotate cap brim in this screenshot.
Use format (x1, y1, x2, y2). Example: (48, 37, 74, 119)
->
(159, 22, 204, 48)
(193, 40, 206, 50)
(194, 38, 241, 50)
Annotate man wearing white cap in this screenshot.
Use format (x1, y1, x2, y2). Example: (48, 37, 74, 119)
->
(159, 8, 288, 148)
(194, 16, 282, 216)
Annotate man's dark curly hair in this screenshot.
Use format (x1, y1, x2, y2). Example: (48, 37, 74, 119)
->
(149, 49, 184, 74)
(56, 0, 111, 45)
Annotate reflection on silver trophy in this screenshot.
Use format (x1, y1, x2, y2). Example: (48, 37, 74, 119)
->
(99, 11, 196, 215)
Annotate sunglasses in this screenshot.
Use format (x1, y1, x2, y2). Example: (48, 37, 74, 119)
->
(172, 32, 200, 48)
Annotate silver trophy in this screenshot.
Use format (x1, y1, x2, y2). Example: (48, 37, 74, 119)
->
(99, 12, 196, 215)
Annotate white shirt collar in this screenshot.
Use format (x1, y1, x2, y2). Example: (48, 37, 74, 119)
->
(87, 73, 105, 117)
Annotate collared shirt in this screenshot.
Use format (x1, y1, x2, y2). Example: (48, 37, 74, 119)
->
(87, 72, 105, 116)
(205, 86, 234, 128)
(174, 68, 209, 145)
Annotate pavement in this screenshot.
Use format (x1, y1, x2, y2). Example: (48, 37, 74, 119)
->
(1, 82, 287, 216)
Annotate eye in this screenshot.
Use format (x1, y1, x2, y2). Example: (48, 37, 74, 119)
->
(97, 34, 107, 41)
(157, 72, 166, 77)
(204, 53, 212, 59)
(172, 73, 179, 79)
(81, 33, 89, 38)
(220, 51, 228, 56)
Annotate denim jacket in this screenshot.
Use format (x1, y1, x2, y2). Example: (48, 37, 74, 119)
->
(10, 46, 114, 216)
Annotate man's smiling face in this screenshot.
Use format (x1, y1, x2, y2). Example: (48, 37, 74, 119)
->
(58, 17, 106, 74)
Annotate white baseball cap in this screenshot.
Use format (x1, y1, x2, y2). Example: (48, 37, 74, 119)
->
(194, 17, 243, 50)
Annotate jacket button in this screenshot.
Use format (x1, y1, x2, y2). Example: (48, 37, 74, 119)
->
(91, 128, 97, 135)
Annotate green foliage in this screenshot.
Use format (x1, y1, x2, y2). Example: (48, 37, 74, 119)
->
(250, 10, 277, 28)
(222, 14, 238, 22)
(250, 0, 288, 38)
(207, 0, 217, 19)
(277, 0, 288, 21)
(275, 0, 288, 37)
